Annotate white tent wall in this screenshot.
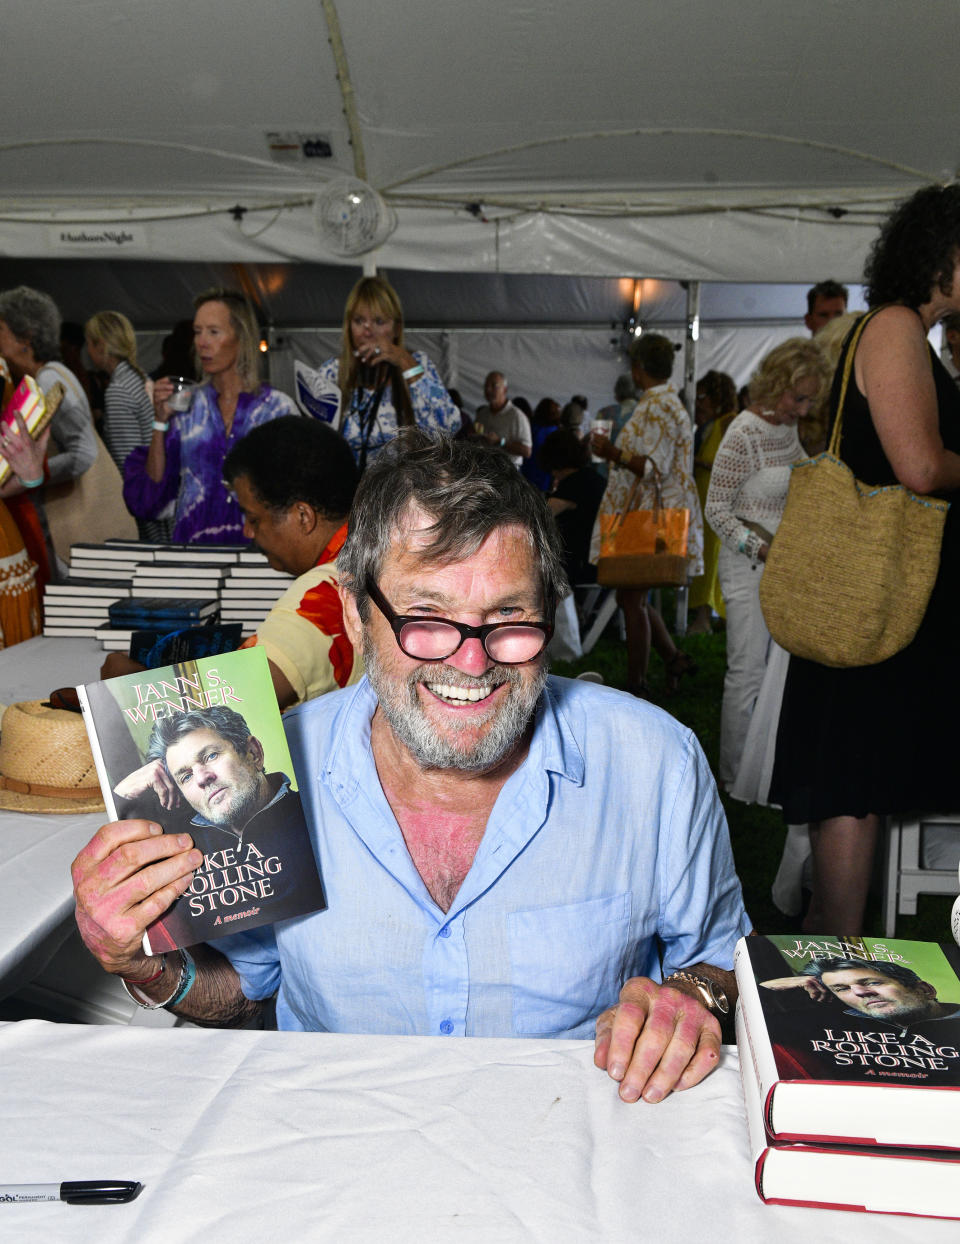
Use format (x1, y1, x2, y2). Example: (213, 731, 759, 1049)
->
(0, 256, 876, 418)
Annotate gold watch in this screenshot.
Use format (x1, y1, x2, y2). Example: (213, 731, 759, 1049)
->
(663, 970, 730, 1015)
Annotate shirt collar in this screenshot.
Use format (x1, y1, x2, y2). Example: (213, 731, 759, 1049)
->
(317, 522, 349, 566)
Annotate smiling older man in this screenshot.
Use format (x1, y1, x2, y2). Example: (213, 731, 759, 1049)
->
(73, 431, 750, 1104)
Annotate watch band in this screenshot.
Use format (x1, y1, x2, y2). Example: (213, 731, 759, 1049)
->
(663, 970, 730, 1015)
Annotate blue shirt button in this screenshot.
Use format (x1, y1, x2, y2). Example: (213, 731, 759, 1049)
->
(439, 1019, 454, 1035)
(439, 925, 451, 938)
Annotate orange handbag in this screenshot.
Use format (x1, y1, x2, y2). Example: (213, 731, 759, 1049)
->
(596, 468, 689, 588)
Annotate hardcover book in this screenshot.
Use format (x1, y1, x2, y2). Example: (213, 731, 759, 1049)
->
(133, 567, 230, 579)
(128, 623, 243, 666)
(152, 545, 242, 564)
(0, 376, 58, 486)
(108, 597, 219, 625)
(737, 1005, 960, 1219)
(129, 583, 226, 600)
(43, 622, 104, 637)
(77, 646, 326, 955)
(734, 934, 960, 1150)
(45, 579, 132, 598)
(69, 541, 156, 561)
(68, 565, 136, 582)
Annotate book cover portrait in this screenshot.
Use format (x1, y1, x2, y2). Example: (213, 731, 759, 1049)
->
(79, 647, 325, 953)
(748, 935, 960, 1088)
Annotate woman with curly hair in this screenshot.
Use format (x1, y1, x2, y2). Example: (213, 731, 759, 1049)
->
(769, 183, 960, 933)
(705, 339, 828, 790)
(0, 285, 99, 582)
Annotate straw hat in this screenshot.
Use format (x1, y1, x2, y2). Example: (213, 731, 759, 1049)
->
(0, 699, 105, 814)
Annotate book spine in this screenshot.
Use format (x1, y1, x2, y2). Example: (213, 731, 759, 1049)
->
(735, 1004, 769, 1203)
(76, 685, 120, 824)
(733, 936, 781, 1127)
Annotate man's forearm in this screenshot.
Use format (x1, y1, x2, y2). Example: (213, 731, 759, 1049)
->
(688, 962, 737, 1003)
(126, 944, 262, 1028)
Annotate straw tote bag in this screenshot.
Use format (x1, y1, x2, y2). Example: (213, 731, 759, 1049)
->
(596, 467, 690, 589)
(758, 309, 949, 668)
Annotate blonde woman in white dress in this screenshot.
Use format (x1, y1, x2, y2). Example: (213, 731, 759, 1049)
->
(705, 338, 828, 788)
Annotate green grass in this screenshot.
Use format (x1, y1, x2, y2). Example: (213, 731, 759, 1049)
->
(553, 606, 955, 942)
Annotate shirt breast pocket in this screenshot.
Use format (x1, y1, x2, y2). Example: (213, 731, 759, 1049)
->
(507, 892, 633, 1037)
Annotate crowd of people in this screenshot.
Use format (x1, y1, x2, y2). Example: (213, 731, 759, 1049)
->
(1, 185, 958, 1070)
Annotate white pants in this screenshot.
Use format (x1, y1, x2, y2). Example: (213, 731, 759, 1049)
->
(717, 545, 772, 785)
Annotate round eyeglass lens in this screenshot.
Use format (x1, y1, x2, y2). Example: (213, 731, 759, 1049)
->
(483, 626, 547, 663)
(398, 620, 462, 659)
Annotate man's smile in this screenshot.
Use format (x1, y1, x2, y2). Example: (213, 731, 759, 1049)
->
(422, 680, 499, 706)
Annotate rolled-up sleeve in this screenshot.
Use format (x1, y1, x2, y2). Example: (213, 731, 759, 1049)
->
(122, 430, 181, 520)
(411, 353, 461, 436)
(216, 926, 283, 1002)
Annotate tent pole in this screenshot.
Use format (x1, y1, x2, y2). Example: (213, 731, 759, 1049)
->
(682, 279, 700, 420)
(675, 280, 700, 637)
(321, 0, 367, 183)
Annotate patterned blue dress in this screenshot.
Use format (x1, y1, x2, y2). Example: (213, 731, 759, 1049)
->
(294, 350, 460, 464)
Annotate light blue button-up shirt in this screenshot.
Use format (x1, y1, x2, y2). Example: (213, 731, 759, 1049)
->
(219, 676, 751, 1037)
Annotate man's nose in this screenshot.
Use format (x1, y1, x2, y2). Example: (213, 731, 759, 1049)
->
(445, 636, 492, 676)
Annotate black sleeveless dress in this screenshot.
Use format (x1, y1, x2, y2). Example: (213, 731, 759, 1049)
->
(769, 312, 960, 822)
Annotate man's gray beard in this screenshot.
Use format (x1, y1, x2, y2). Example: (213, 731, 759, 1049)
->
(363, 633, 547, 773)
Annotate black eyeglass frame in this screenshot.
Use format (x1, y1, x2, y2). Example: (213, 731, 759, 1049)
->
(364, 577, 553, 664)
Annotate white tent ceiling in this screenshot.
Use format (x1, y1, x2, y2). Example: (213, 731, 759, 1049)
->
(2, 0, 957, 279)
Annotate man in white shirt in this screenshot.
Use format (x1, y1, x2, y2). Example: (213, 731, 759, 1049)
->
(474, 371, 532, 468)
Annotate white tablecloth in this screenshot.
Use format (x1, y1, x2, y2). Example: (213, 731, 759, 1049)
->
(0, 638, 106, 997)
(0, 1023, 955, 1243)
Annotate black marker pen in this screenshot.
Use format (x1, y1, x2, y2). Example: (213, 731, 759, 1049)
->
(0, 1181, 142, 1205)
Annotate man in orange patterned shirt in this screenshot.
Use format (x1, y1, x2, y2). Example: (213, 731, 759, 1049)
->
(226, 416, 363, 709)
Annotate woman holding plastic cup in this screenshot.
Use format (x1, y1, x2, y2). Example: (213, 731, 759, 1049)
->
(123, 288, 295, 543)
(294, 275, 460, 472)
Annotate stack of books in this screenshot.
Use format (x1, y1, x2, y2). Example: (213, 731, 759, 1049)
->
(43, 579, 132, 638)
(131, 561, 232, 601)
(734, 933, 960, 1220)
(219, 558, 294, 630)
(96, 596, 220, 652)
(43, 541, 294, 648)
(66, 540, 161, 583)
